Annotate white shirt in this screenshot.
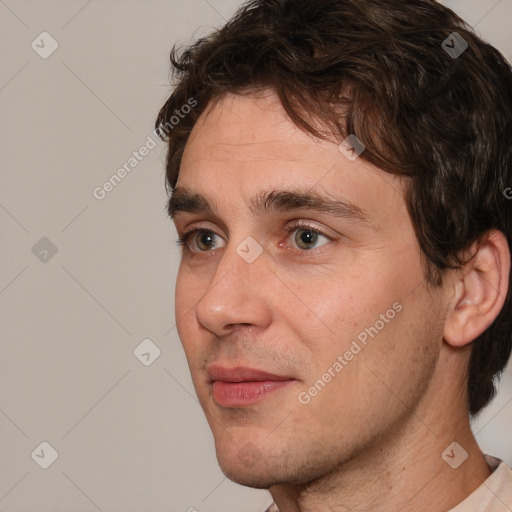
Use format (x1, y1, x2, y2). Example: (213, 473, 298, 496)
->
(264, 454, 512, 512)
(448, 454, 512, 512)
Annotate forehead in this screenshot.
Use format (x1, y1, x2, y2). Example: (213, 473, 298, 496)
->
(177, 91, 408, 230)
(182, 91, 325, 164)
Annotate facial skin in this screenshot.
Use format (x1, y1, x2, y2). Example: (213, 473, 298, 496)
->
(171, 90, 508, 511)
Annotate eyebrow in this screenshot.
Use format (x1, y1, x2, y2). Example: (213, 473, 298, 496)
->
(168, 186, 371, 226)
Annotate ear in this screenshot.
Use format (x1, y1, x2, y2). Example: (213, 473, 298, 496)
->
(444, 230, 510, 347)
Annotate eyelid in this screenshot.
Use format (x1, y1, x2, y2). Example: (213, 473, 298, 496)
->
(284, 220, 333, 237)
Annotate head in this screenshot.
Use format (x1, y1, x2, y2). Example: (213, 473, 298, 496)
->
(156, 0, 512, 489)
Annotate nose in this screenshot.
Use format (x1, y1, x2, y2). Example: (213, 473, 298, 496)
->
(194, 240, 273, 337)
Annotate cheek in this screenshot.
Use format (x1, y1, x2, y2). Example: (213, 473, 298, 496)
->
(277, 262, 401, 357)
(293, 292, 441, 445)
(286, 247, 429, 387)
(175, 262, 206, 320)
(174, 266, 205, 359)
(174, 268, 189, 319)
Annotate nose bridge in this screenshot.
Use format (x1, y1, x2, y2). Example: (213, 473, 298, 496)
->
(195, 235, 271, 333)
(215, 228, 267, 288)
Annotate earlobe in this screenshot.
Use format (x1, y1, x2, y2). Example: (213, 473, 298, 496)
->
(444, 230, 510, 348)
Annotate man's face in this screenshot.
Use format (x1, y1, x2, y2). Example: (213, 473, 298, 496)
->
(172, 91, 447, 488)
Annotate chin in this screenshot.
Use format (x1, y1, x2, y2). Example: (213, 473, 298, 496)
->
(219, 456, 339, 490)
(215, 442, 282, 489)
(215, 441, 338, 490)
(222, 467, 276, 489)
(218, 457, 313, 490)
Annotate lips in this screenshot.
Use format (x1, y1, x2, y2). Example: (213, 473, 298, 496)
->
(207, 365, 296, 407)
(207, 365, 293, 383)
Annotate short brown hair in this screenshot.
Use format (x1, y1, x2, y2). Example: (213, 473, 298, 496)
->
(155, 0, 512, 416)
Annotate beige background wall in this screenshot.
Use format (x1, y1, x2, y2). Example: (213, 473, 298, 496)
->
(1, 0, 511, 511)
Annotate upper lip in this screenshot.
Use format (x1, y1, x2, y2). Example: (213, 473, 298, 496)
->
(207, 365, 294, 383)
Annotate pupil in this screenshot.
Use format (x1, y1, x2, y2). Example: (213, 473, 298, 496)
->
(298, 229, 317, 248)
(199, 232, 214, 249)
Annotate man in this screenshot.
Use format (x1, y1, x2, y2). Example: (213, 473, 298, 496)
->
(155, 0, 512, 510)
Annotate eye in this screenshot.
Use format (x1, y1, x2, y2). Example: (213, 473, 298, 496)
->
(286, 223, 332, 251)
(176, 223, 332, 254)
(177, 229, 226, 253)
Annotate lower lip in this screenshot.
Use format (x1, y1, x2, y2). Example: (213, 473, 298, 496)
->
(212, 380, 294, 407)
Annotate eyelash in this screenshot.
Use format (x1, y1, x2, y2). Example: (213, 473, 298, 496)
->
(176, 221, 332, 254)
